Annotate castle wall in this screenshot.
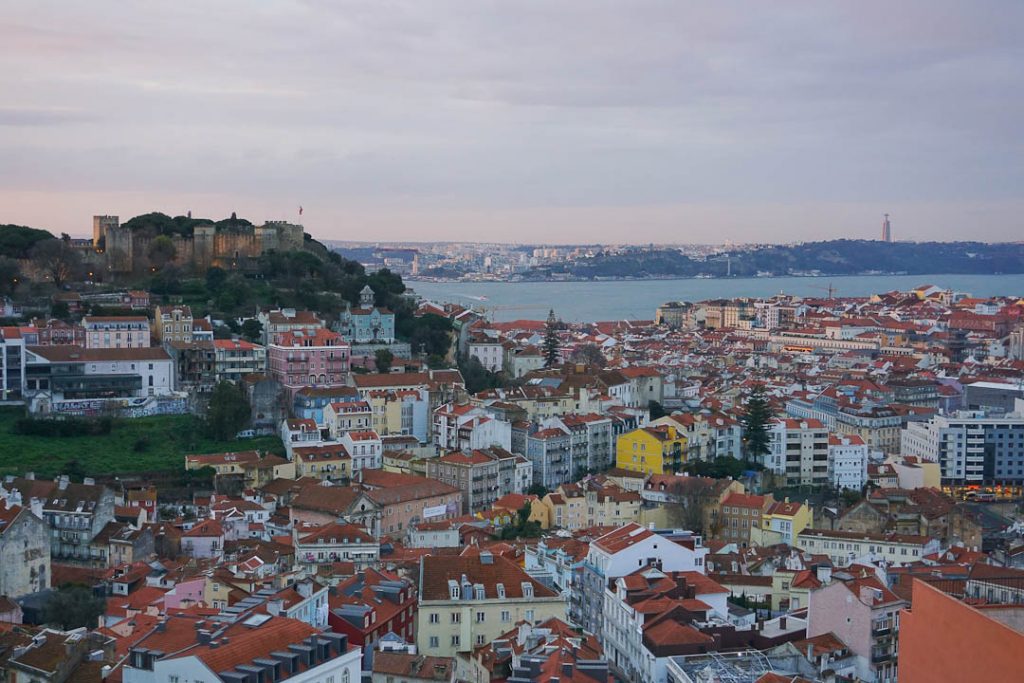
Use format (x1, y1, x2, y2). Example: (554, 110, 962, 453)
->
(101, 221, 307, 276)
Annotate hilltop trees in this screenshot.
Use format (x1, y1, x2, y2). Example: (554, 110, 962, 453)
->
(0, 257, 21, 298)
(30, 237, 81, 288)
(0, 224, 54, 259)
(146, 235, 177, 270)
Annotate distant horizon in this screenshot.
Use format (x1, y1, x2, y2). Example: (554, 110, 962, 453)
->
(31, 214, 1024, 249)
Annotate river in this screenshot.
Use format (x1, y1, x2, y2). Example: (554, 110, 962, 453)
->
(409, 274, 1024, 322)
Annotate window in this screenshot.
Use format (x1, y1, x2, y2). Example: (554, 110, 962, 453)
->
(501, 610, 511, 622)
(429, 636, 439, 648)
(476, 634, 487, 646)
(451, 612, 460, 624)
(476, 611, 485, 623)
(451, 635, 460, 647)
(525, 609, 535, 622)
(429, 612, 439, 624)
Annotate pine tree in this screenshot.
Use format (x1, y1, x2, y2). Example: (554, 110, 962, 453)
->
(741, 384, 772, 463)
(543, 309, 560, 368)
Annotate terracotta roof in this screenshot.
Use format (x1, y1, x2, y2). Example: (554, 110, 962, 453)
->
(298, 523, 375, 545)
(420, 554, 557, 602)
(373, 652, 454, 679)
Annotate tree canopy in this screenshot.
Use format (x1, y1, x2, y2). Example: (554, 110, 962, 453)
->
(0, 224, 55, 259)
(741, 384, 773, 461)
(43, 584, 106, 630)
(543, 309, 560, 368)
(205, 381, 251, 440)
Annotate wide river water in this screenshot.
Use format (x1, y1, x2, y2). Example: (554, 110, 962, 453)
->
(410, 274, 1024, 322)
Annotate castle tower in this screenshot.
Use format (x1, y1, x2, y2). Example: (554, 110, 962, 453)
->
(881, 213, 892, 243)
(359, 284, 375, 309)
(92, 215, 119, 247)
(104, 222, 134, 273)
(193, 225, 216, 270)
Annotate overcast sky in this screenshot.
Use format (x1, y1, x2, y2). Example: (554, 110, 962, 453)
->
(2, 1, 1022, 244)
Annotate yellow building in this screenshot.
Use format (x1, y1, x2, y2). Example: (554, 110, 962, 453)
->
(493, 494, 548, 528)
(615, 425, 687, 475)
(770, 568, 821, 612)
(292, 444, 351, 482)
(751, 499, 813, 547)
(541, 486, 586, 530)
(184, 450, 294, 488)
(586, 485, 642, 527)
(416, 554, 565, 658)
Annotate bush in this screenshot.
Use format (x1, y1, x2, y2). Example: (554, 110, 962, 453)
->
(13, 416, 113, 438)
(133, 436, 150, 452)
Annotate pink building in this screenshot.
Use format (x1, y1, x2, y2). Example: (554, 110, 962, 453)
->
(83, 316, 151, 349)
(268, 328, 350, 396)
(163, 577, 206, 610)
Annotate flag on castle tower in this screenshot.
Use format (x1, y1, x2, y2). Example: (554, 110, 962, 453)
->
(299, 206, 303, 216)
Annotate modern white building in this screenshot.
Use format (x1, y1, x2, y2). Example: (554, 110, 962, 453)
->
(829, 434, 869, 491)
(765, 418, 830, 486)
(901, 405, 1024, 485)
(23, 346, 177, 413)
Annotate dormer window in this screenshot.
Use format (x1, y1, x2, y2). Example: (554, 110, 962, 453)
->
(522, 582, 533, 598)
(496, 583, 506, 599)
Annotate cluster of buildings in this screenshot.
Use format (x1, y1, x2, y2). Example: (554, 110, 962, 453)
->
(2, 281, 1024, 681)
(0, 284, 401, 419)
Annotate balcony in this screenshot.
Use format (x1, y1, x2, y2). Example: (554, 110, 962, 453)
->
(871, 622, 893, 636)
(871, 651, 893, 664)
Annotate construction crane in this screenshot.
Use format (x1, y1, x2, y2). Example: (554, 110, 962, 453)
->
(475, 304, 549, 320)
(809, 283, 838, 299)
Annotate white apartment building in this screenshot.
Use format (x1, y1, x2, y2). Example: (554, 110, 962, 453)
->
(467, 337, 505, 373)
(340, 429, 383, 472)
(796, 528, 940, 567)
(901, 406, 1024, 485)
(766, 419, 830, 487)
(829, 434, 869, 491)
(602, 566, 730, 683)
(578, 524, 708, 635)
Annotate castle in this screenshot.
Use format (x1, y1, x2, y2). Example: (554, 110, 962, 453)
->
(90, 215, 305, 275)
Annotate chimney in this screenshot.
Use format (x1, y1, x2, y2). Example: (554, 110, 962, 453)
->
(58, 475, 69, 491)
(83, 477, 95, 486)
(779, 616, 787, 630)
(562, 663, 574, 678)
(29, 497, 43, 519)
(806, 642, 815, 662)
(267, 598, 284, 616)
(25, 471, 34, 480)
(197, 630, 212, 645)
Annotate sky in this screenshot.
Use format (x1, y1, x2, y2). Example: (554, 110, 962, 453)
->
(2, 1, 1023, 244)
